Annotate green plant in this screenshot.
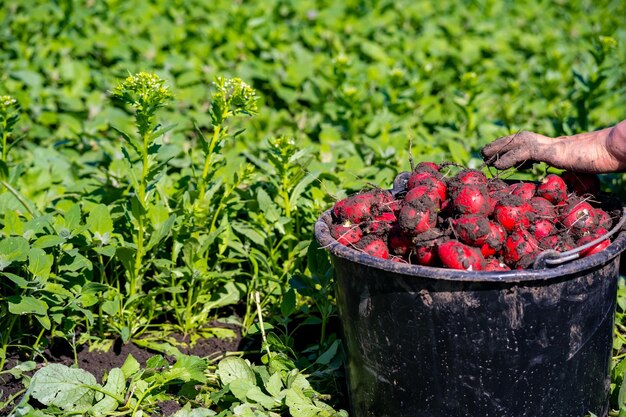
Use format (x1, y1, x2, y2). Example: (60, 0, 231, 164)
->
(8, 353, 347, 417)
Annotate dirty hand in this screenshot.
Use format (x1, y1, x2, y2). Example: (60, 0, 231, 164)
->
(481, 120, 626, 173)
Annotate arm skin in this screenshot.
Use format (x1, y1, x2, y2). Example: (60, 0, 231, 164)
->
(481, 119, 626, 173)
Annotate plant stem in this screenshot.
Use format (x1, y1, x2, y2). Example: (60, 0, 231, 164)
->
(1, 122, 7, 162)
(132, 132, 150, 296)
(254, 291, 271, 358)
(197, 124, 221, 201)
(131, 383, 158, 415)
(0, 180, 36, 218)
(0, 315, 17, 371)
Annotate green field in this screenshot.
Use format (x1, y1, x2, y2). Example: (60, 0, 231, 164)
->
(2, 0, 626, 415)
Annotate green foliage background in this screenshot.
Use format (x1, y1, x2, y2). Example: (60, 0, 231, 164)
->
(3, 0, 626, 185)
(2, 0, 626, 415)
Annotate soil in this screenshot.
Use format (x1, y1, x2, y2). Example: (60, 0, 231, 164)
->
(0, 321, 242, 417)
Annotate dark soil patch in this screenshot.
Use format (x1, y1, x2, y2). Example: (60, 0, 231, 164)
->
(0, 321, 242, 417)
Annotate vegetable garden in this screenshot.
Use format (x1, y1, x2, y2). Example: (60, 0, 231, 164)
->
(1, 0, 626, 416)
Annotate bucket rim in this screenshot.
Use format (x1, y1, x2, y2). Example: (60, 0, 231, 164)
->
(314, 209, 626, 283)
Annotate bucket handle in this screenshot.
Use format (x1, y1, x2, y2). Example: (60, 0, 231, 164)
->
(533, 208, 626, 269)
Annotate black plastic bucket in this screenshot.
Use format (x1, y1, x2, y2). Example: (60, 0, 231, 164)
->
(315, 190, 626, 417)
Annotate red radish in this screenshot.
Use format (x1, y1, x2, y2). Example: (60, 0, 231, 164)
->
(488, 178, 509, 193)
(332, 189, 394, 224)
(454, 169, 487, 186)
(414, 161, 440, 173)
(578, 228, 610, 257)
(388, 226, 413, 256)
(364, 211, 397, 235)
(406, 173, 447, 202)
(530, 196, 556, 218)
(387, 199, 402, 215)
(595, 209, 613, 230)
(503, 228, 540, 268)
(532, 219, 557, 240)
(493, 195, 533, 232)
(407, 172, 437, 188)
(562, 171, 600, 196)
(404, 184, 443, 207)
(414, 244, 438, 266)
(484, 258, 511, 271)
(358, 237, 390, 259)
(327, 162, 616, 271)
(537, 174, 567, 204)
(539, 234, 560, 249)
(510, 182, 537, 200)
(452, 184, 493, 216)
(452, 215, 492, 247)
(331, 224, 363, 246)
(449, 169, 488, 198)
(398, 200, 437, 235)
(332, 192, 375, 223)
(561, 200, 597, 233)
(437, 240, 485, 270)
(481, 222, 507, 257)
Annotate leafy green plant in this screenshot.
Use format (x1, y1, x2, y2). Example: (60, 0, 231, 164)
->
(8, 353, 347, 417)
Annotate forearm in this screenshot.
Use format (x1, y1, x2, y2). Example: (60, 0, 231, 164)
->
(604, 120, 626, 170)
(482, 119, 626, 173)
(547, 127, 617, 172)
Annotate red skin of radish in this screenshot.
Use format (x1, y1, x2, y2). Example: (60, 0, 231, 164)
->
(488, 178, 509, 193)
(510, 182, 537, 200)
(480, 222, 506, 257)
(399, 200, 437, 235)
(530, 196, 557, 218)
(494, 197, 533, 232)
(595, 209, 612, 230)
(388, 226, 413, 256)
(452, 185, 493, 216)
(455, 169, 487, 186)
(562, 171, 600, 196)
(484, 258, 511, 271)
(388, 199, 402, 215)
(414, 161, 440, 173)
(451, 215, 491, 247)
(537, 174, 567, 204)
(331, 224, 363, 246)
(407, 173, 447, 202)
(332, 193, 375, 224)
(404, 185, 443, 208)
(332, 189, 393, 224)
(503, 228, 540, 268)
(437, 240, 485, 271)
(539, 235, 560, 250)
(532, 219, 557, 240)
(407, 172, 437, 189)
(449, 170, 487, 198)
(414, 244, 438, 266)
(361, 238, 390, 259)
(364, 211, 397, 235)
(561, 200, 597, 233)
(578, 227, 610, 257)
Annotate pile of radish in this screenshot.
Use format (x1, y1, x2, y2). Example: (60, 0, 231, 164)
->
(329, 162, 620, 271)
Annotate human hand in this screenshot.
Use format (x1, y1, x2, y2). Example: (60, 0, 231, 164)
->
(481, 122, 626, 173)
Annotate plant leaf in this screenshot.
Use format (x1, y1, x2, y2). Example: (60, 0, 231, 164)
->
(28, 247, 53, 282)
(120, 354, 141, 379)
(165, 355, 207, 383)
(30, 364, 99, 412)
(216, 357, 256, 385)
(92, 368, 125, 415)
(0, 236, 29, 270)
(8, 295, 48, 316)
